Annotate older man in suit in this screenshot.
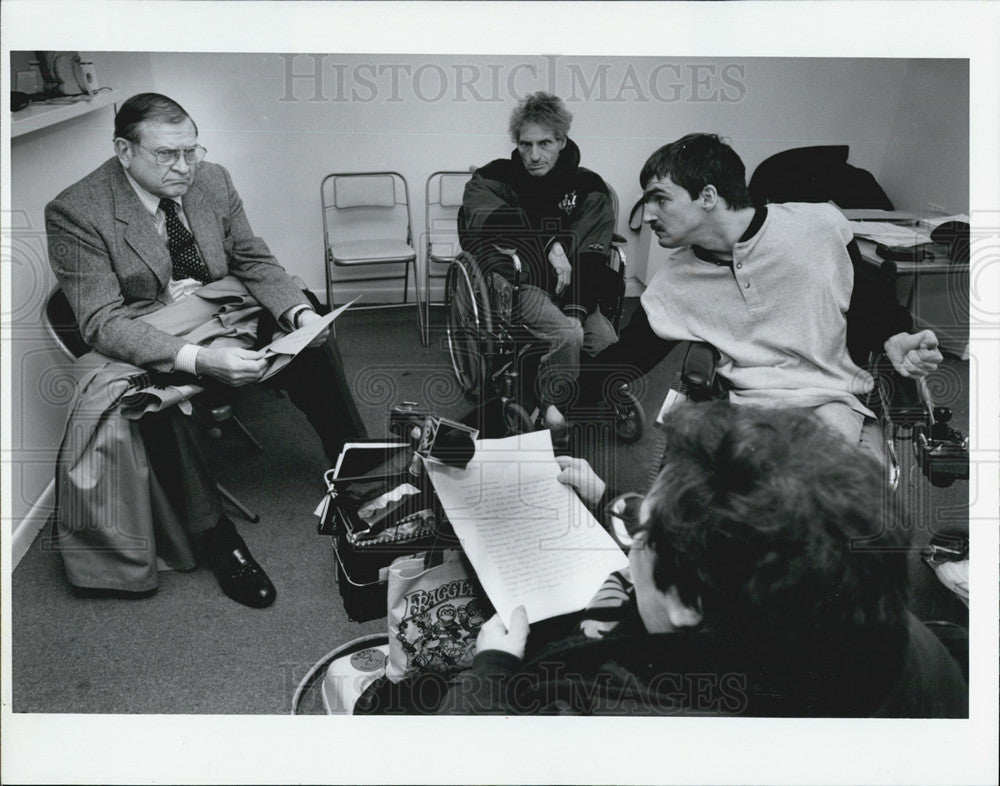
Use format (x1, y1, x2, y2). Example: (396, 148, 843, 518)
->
(46, 92, 367, 607)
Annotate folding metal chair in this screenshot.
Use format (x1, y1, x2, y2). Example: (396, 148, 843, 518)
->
(321, 171, 419, 333)
(422, 170, 473, 347)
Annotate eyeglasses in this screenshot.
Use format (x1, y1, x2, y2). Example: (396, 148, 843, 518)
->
(131, 141, 207, 167)
(604, 492, 647, 549)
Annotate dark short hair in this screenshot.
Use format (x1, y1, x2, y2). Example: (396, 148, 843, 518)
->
(508, 92, 573, 144)
(644, 402, 908, 652)
(639, 133, 752, 210)
(114, 92, 197, 143)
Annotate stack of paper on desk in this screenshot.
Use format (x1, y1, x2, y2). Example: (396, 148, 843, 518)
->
(848, 221, 932, 246)
(917, 214, 970, 232)
(838, 209, 921, 223)
(424, 430, 629, 625)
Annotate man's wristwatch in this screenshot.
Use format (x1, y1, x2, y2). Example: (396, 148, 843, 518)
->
(293, 307, 313, 329)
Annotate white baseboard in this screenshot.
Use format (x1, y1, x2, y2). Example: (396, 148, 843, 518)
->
(12, 479, 55, 569)
(11, 478, 175, 573)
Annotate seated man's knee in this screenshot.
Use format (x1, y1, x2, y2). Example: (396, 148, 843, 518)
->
(582, 311, 618, 357)
(813, 401, 865, 444)
(554, 319, 585, 352)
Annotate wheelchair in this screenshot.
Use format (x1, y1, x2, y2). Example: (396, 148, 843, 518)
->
(668, 340, 969, 491)
(444, 243, 646, 441)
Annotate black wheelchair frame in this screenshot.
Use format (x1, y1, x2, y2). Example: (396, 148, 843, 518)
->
(862, 355, 969, 490)
(673, 341, 969, 490)
(444, 244, 646, 441)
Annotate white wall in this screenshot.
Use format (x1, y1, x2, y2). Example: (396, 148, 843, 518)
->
(85, 53, 972, 298)
(9, 92, 121, 538)
(8, 52, 969, 534)
(877, 59, 970, 213)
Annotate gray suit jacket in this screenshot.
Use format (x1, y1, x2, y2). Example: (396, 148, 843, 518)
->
(46, 157, 306, 372)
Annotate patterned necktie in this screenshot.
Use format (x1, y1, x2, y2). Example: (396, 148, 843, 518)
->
(159, 198, 211, 283)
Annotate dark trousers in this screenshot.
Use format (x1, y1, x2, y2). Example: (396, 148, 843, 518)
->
(138, 407, 221, 536)
(141, 333, 368, 534)
(264, 335, 369, 463)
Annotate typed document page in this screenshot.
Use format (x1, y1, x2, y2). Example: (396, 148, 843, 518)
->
(425, 430, 628, 624)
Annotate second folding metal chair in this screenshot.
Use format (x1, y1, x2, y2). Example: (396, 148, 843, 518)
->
(321, 171, 420, 334)
(421, 170, 473, 346)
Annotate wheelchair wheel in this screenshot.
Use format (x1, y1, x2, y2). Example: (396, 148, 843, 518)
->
(613, 388, 646, 444)
(502, 402, 535, 436)
(445, 257, 492, 394)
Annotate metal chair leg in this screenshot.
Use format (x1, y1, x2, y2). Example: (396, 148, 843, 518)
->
(195, 399, 264, 523)
(229, 414, 264, 454)
(423, 262, 432, 348)
(217, 482, 260, 523)
(420, 257, 430, 348)
(414, 257, 428, 347)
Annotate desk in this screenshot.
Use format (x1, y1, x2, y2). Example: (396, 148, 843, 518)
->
(855, 237, 970, 359)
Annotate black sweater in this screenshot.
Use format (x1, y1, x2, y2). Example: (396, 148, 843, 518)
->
(435, 609, 966, 717)
(458, 139, 615, 319)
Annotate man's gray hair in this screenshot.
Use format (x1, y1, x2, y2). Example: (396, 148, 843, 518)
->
(508, 92, 573, 143)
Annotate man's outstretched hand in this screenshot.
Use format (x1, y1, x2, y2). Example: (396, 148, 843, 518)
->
(884, 329, 943, 378)
(555, 455, 606, 505)
(195, 347, 268, 386)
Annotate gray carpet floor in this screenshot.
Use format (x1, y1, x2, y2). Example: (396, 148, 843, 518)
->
(11, 302, 970, 714)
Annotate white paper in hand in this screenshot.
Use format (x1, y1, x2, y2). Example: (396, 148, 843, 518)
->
(425, 430, 628, 625)
(259, 297, 358, 381)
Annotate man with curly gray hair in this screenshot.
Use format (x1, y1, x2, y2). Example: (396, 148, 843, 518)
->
(460, 92, 618, 430)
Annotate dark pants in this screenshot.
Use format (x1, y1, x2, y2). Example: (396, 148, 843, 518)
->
(142, 332, 368, 534)
(264, 335, 368, 463)
(253, 308, 369, 463)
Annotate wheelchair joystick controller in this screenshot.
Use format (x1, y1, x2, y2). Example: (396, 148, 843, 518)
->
(930, 407, 954, 440)
(914, 404, 969, 488)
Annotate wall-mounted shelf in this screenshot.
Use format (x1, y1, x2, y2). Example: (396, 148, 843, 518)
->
(11, 90, 115, 138)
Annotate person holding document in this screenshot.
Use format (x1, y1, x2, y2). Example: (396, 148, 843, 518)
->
(46, 92, 367, 607)
(435, 403, 966, 716)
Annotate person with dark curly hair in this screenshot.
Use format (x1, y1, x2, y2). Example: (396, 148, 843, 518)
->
(433, 403, 966, 716)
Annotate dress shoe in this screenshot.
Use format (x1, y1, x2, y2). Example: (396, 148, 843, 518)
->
(201, 516, 277, 608)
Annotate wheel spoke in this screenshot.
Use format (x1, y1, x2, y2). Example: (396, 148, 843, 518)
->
(445, 259, 491, 395)
(614, 390, 646, 444)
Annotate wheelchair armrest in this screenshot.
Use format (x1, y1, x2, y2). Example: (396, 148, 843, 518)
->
(864, 354, 927, 427)
(491, 244, 522, 285)
(680, 342, 726, 402)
